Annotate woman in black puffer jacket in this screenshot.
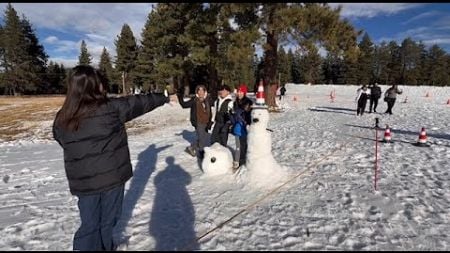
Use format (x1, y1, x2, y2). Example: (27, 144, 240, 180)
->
(53, 65, 176, 251)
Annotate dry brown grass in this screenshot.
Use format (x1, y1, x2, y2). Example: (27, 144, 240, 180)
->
(0, 95, 184, 141)
(0, 96, 65, 141)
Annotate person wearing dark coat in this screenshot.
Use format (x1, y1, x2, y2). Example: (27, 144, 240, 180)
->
(384, 84, 403, 115)
(52, 65, 176, 251)
(210, 85, 234, 147)
(177, 85, 213, 158)
(355, 85, 370, 116)
(230, 84, 253, 171)
(279, 85, 286, 100)
(369, 83, 382, 113)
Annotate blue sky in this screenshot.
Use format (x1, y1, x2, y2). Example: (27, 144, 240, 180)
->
(1, 3, 450, 67)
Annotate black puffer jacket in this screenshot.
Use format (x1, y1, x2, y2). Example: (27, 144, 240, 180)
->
(233, 96, 253, 125)
(53, 94, 169, 196)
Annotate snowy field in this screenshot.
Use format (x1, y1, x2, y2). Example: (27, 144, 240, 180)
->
(0, 84, 449, 250)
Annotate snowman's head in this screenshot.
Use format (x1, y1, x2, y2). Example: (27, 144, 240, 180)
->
(202, 143, 233, 176)
(251, 107, 269, 129)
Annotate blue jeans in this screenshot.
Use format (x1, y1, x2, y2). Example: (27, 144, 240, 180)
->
(73, 185, 124, 251)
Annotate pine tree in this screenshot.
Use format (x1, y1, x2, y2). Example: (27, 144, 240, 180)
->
(286, 49, 294, 83)
(343, 49, 359, 85)
(98, 47, 115, 92)
(78, 40, 92, 66)
(416, 42, 428, 86)
(46, 61, 65, 93)
(386, 41, 402, 84)
(277, 47, 291, 85)
(291, 50, 302, 83)
(399, 37, 421, 85)
(115, 23, 137, 94)
(300, 45, 322, 84)
(228, 3, 359, 108)
(427, 44, 448, 86)
(373, 42, 390, 84)
(357, 32, 374, 85)
(21, 15, 48, 93)
(1, 3, 43, 95)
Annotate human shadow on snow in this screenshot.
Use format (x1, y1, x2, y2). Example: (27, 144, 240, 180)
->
(149, 156, 199, 251)
(114, 144, 171, 244)
(175, 129, 196, 144)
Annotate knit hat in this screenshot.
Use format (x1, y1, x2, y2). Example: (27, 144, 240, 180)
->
(237, 84, 248, 95)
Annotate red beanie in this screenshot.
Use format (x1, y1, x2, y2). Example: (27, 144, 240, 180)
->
(237, 84, 248, 95)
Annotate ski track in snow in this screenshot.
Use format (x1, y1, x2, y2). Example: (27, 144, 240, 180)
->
(0, 84, 449, 250)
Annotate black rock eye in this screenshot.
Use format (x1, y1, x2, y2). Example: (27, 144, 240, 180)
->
(211, 157, 216, 163)
(253, 118, 259, 123)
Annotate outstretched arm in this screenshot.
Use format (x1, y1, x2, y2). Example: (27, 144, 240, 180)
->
(112, 93, 170, 123)
(177, 93, 194, 108)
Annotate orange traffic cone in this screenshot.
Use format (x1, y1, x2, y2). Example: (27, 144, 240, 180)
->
(255, 80, 266, 107)
(414, 127, 430, 147)
(382, 125, 392, 143)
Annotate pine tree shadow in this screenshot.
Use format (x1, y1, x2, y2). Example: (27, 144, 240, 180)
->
(114, 144, 171, 243)
(150, 156, 199, 251)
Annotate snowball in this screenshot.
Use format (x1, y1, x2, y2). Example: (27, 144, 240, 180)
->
(202, 143, 233, 176)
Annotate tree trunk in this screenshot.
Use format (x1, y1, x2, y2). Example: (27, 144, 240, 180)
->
(122, 71, 127, 95)
(263, 29, 279, 109)
(208, 33, 219, 101)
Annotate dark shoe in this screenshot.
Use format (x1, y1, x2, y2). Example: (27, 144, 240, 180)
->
(374, 110, 377, 113)
(368, 111, 372, 113)
(185, 147, 196, 157)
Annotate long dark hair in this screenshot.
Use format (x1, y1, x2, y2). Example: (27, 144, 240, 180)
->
(55, 65, 108, 131)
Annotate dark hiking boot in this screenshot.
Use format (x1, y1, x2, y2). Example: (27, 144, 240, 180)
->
(185, 147, 196, 157)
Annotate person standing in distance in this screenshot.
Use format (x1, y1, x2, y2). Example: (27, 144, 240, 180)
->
(355, 84, 370, 116)
(369, 82, 382, 113)
(384, 84, 403, 115)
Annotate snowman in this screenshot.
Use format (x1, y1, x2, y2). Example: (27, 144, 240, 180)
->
(243, 82, 287, 187)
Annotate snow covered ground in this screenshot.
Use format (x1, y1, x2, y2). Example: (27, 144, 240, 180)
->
(0, 84, 449, 250)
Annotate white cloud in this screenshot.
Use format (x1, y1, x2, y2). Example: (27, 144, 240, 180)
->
(422, 38, 450, 45)
(47, 57, 78, 68)
(0, 3, 155, 65)
(329, 3, 425, 19)
(376, 25, 450, 50)
(402, 11, 442, 25)
(44, 36, 58, 44)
